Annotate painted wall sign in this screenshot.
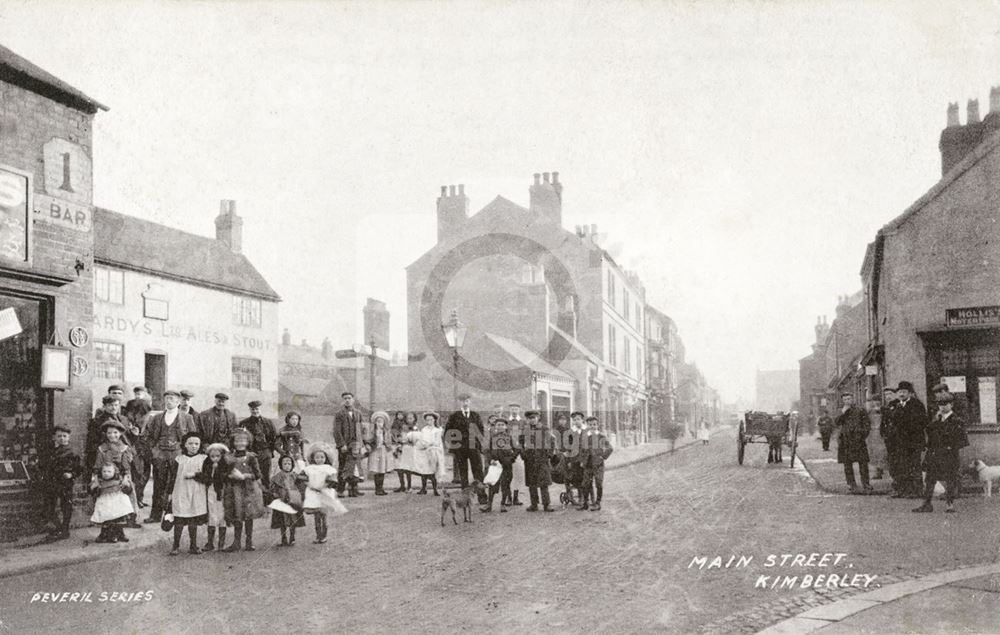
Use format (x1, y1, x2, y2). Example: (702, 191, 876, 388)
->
(42, 138, 92, 206)
(93, 314, 275, 350)
(946, 306, 1000, 327)
(0, 165, 30, 262)
(32, 193, 92, 232)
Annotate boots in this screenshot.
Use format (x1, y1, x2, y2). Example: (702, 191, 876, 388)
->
(223, 523, 243, 552)
(289, 526, 296, 546)
(280, 528, 288, 546)
(188, 525, 201, 554)
(169, 524, 183, 555)
(204, 526, 216, 551)
(374, 474, 387, 496)
(244, 520, 255, 552)
(394, 471, 407, 493)
(314, 513, 327, 543)
(95, 526, 112, 543)
(512, 490, 523, 506)
(431, 476, 439, 496)
(115, 525, 129, 542)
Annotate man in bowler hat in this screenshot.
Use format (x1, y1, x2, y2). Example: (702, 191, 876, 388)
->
(892, 381, 928, 498)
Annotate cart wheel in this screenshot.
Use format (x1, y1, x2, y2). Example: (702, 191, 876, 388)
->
(789, 419, 800, 468)
(559, 492, 569, 506)
(737, 421, 746, 465)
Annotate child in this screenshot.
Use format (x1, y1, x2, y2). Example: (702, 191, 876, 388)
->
(200, 442, 230, 551)
(92, 419, 140, 529)
(579, 416, 613, 512)
(299, 446, 346, 544)
(90, 462, 133, 543)
(41, 425, 83, 541)
(481, 418, 517, 513)
(222, 428, 266, 552)
(164, 432, 208, 555)
(269, 454, 305, 545)
(913, 393, 968, 514)
(275, 411, 310, 470)
(366, 411, 395, 496)
(394, 412, 418, 492)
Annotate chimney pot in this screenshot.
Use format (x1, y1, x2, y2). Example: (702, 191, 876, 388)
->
(575, 225, 582, 236)
(590, 223, 597, 235)
(458, 184, 465, 196)
(449, 185, 456, 196)
(991, 87, 1000, 114)
(543, 172, 551, 183)
(552, 171, 559, 183)
(440, 185, 447, 197)
(946, 102, 960, 128)
(533, 173, 541, 185)
(215, 199, 243, 253)
(968, 98, 981, 124)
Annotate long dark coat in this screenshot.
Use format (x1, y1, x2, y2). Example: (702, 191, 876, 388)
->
(198, 407, 236, 446)
(519, 427, 556, 487)
(445, 410, 485, 453)
(835, 405, 871, 464)
(893, 398, 927, 450)
(923, 413, 969, 481)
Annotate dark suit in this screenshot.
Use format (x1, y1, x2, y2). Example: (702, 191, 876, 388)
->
(922, 412, 968, 505)
(835, 405, 871, 490)
(236, 416, 277, 488)
(894, 398, 927, 496)
(582, 431, 613, 505)
(334, 407, 365, 492)
(445, 409, 485, 487)
(198, 407, 236, 446)
(142, 410, 197, 520)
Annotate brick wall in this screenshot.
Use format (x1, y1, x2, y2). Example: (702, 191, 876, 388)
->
(0, 79, 96, 539)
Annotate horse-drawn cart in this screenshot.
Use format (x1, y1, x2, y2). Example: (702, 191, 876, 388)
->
(737, 411, 799, 467)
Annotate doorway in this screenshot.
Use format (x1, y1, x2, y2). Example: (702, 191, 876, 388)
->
(144, 353, 166, 409)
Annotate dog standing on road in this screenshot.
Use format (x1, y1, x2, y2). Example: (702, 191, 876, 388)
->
(441, 481, 487, 526)
(970, 460, 1000, 497)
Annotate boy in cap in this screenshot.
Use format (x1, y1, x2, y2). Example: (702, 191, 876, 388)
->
(40, 425, 83, 540)
(236, 400, 277, 488)
(142, 390, 197, 522)
(579, 416, 613, 511)
(913, 392, 968, 513)
(199, 393, 236, 446)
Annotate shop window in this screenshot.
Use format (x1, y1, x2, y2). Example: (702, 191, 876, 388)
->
(232, 296, 262, 328)
(924, 337, 1000, 429)
(0, 293, 48, 473)
(94, 267, 124, 304)
(232, 357, 261, 389)
(94, 341, 124, 380)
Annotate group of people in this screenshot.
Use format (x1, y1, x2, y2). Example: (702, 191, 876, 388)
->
(38, 386, 615, 550)
(816, 380, 968, 513)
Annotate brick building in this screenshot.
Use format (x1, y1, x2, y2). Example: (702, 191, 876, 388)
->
(90, 201, 281, 417)
(798, 316, 830, 419)
(404, 173, 651, 443)
(0, 45, 105, 539)
(646, 305, 680, 438)
(862, 91, 1000, 460)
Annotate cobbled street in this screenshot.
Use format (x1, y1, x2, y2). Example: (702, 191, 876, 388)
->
(3, 436, 999, 634)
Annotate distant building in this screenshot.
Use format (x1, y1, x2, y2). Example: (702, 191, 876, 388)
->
(91, 202, 281, 416)
(754, 369, 799, 413)
(646, 305, 679, 438)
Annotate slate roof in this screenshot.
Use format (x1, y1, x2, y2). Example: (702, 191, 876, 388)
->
(93, 208, 280, 301)
(0, 44, 108, 113)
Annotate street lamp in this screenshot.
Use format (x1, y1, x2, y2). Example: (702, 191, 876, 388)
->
(441, 309, 468, 402)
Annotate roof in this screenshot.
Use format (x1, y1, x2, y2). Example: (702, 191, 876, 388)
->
(278, 376, 331, 398)
(93, 208, 280, 301)
(484, 332, 575, 382)
(0, 44, 107, 113)
(279, 343, 362, 369)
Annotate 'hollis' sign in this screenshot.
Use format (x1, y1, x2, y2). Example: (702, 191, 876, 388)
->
(946, 306, 1000, 327)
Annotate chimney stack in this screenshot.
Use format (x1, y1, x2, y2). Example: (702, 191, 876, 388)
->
(436, 183, 469, 243)
(529, 170, 562, 227)
(946, 102, 960, 127)
(321, 337, 332, 359)
(215, 199, 243, 253)
(991, 87, 1000, 114)
(968, 98, 981, 124)
(282, 328, 291, 346)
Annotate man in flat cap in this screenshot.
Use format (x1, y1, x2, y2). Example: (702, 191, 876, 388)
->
(519, 410, 556, 512)
(178, 390, 197, 419)
(913, 392, 968, 513)
(445, 393, 485, 490)
(892, 381, 928, 498)
(835, 392, 873, 495)
(334, 392, 366, 496)
(142, 390, 197, 523)
(235, 400, 277, 488)
(199, 393, 236, 447)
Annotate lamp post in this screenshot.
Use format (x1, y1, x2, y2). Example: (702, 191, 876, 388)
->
(441, 309, 468, 403)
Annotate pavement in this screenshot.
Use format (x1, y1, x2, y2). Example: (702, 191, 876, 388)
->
(0, 428, 720, 579)
(753, 432, 999, 635)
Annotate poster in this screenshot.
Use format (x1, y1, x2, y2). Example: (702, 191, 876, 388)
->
(979, 377, 998, 425)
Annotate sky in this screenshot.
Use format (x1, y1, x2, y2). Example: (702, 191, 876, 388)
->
(2, 1, 999, 405)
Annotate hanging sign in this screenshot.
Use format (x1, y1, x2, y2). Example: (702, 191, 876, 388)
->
(40, 345, 72, 389)
(69, 326, 89, 348)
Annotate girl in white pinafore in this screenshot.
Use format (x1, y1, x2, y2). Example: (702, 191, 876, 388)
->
(165, 432, 208, 555)
(300, 445, 347, 544)
(410, 412, 443, 495)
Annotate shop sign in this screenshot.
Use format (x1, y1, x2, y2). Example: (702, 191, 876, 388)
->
(69, 326, 89, 347)
(946, 306, 1000, 327)
(32, 193, 92, 232)
(40, 345, 72, 389)
(0, 165, 31, 263)
(0, 460, 30, 486)
(941, 376, 967, 393)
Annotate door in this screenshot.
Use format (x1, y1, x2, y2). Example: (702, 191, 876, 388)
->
(144, 353, 166, 409)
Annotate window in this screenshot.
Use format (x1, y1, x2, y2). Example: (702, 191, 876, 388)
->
(608, 324, 617, 367)
(623, 291, 630, 322)
(637, 343, 643, 378)
(624, 338, 631, 374)
(94, 341, 124, 379)
(232, 357, 261, 389)
(94, 267, 124, 304)
(232, 296, 262, 327)
(636, 303, 642, 330)
(607, 270, 616, 306)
